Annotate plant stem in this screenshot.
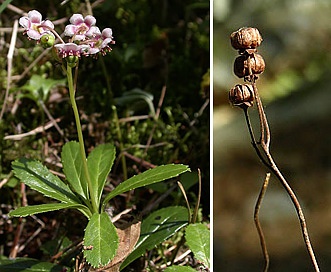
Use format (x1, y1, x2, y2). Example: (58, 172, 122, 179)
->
(244, 74, 320, 271)
(254, 173, 270, 272)
(67, 64, 98, 214)
(266, 152, 320, 271)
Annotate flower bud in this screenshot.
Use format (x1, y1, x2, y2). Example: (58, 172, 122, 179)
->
(230, 27, 262, 51)
(233, 53, 265, 78)
(40, 34, 55, 48)
(229, 84, 254, 109)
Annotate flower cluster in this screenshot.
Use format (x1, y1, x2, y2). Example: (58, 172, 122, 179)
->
(19, 10, 115, 61)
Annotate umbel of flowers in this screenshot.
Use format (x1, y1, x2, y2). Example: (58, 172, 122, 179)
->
(19, 10, 115, 66)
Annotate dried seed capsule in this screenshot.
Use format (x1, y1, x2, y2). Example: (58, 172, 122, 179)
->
(229, 84, 254, 109)
(233, 53, 265, 78)
(230, 27, 263, 51)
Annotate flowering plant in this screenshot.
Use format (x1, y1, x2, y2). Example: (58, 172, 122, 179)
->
(9, 10, 190, 270)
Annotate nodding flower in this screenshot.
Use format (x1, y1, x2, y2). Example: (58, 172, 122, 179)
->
(85, 28, 115, 56)
(54, 43, 89, 59)
(64, 14, 99, 41)
(19, 10, 54, 40)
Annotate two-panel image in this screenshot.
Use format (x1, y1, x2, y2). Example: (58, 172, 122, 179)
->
(0, 1, 329, 271)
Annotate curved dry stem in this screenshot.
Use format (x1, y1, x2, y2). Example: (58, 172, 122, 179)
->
(251, 80, 270, 149)
(243, 108, 269, 167)
(254, 173, 270, 272)
(267, 155, 320, 272)
(243, 83, 320, 271)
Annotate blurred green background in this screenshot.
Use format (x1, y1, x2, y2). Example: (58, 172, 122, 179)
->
(214, 0, 331, 271)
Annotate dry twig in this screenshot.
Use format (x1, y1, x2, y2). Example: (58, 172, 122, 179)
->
(254, 173, 270, 272)
(245, 61, 320, 271)
(4, 118, 62, 140)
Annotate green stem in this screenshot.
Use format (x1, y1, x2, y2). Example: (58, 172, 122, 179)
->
(67, 63, 99, 214)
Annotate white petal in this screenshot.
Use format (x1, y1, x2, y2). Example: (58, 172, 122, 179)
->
(84, 15, 96, 26)
(42, 20, 54, 30)
(64, 25, 76, 36)
(70, 14, 84, 25)
(28, 10, 42, 23)
(19, 17, 29, 28)
(27, 29, 41, 40)
(102, 28, 113, 38)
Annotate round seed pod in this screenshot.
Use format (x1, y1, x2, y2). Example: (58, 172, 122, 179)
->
(66, 55, 79, 68)
(233, 53, 265, 78)
(229, 84, 254, 109)
(40, 34, 55, 49)
(230, 27, 263, 50)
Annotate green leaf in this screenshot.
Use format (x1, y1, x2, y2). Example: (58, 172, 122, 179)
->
(87, 144, 116, 205)
(0, 257, 67, 272)
(20, 74, 65, 102)
(12, 158, 80, 204)
(164, 266, 197, 272)
(114, 88, 155, 116)
(41, 236, 72, 256)
(179, 171, 199, 191)
(62, 141, 89, 201)
(121, 206, 188, 269)
(9, 203, 90, 218)
(0, 0, 14, 14)
(185, 223, 210, 267)
(84, 212, 119, 268)
(102, 164, 190, 209)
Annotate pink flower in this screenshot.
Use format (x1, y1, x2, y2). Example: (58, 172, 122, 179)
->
(99, 28, 114, 49)
(86, 28, 115, 55)
(54, 43, 89, 58)
(19, 10, 54, 40)
(64, 14, 99, 41)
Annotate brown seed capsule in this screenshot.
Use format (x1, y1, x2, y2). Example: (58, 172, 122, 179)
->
(230, 27, 263, 51)
(233, 52, 265, 78)
(229, 84, 254, 109)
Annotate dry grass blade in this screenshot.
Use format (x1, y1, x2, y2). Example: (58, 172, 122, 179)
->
(177, 181, 192, 223)
(1, 19, 18, 121)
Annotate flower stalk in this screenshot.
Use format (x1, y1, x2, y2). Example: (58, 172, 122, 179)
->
(67, 63, 98, 214)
